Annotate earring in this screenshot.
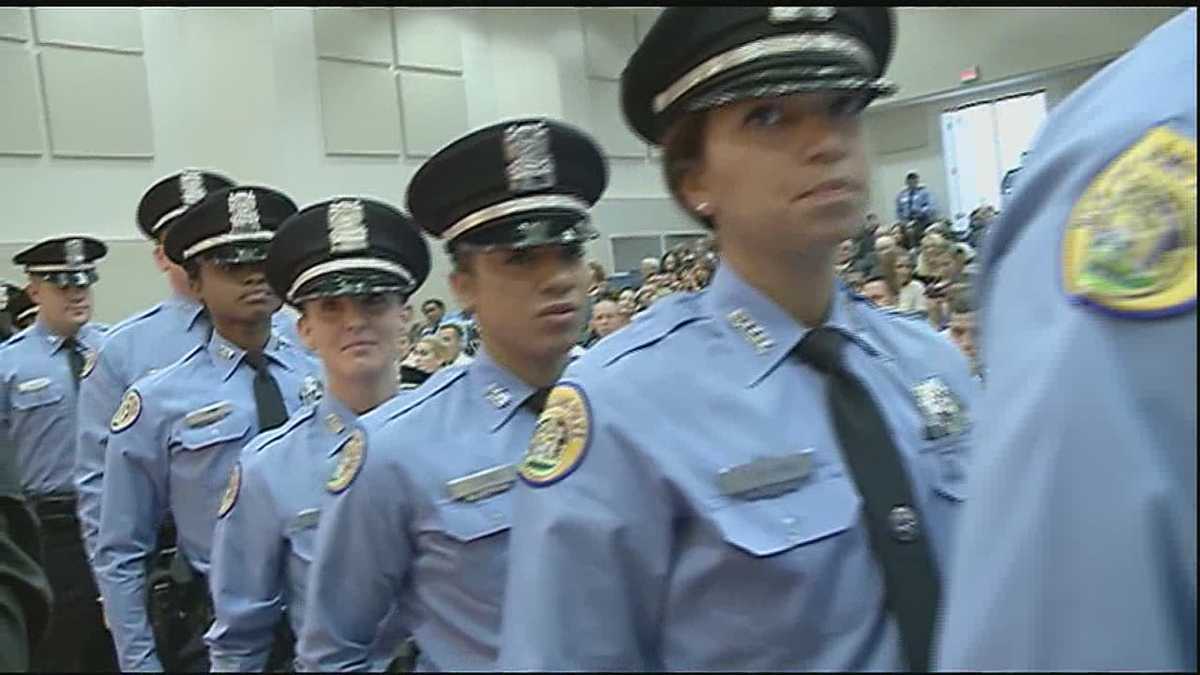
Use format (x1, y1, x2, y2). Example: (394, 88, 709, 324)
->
(695, 202, 711, 215)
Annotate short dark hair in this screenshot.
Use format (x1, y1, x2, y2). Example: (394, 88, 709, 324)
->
(906, 171, 919, 181)
(864, 275, 887, 286)
(422, 298, 446, 311)
(661, 111, 714, 230)
(437, 323, 464, 339)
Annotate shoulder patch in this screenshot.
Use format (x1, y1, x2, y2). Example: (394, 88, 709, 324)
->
(80, 349, 98, 379)
(518, 383, 592, 487)
(1063, 126, 1196, 318)
(326, 430, 365, 494)
(110, 389, 142, 433)
(218, 462, 241, 518)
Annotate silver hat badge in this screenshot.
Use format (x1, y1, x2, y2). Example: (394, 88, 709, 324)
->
(179, 169, 207, 206)
(228, 191, 262, 233)
(328, 200, 369, 254)
(65, 238, 86, 266)
(503, 121, 556, 193)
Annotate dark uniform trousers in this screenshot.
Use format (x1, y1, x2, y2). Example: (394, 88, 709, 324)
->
(28, 493, 118, 672)
(148, 545, 295, 672)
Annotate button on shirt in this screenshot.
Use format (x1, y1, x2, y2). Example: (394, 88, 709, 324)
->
(207, 394, 408, 672)
(1, 321, 107, 496)
(498, 264, 979, 671)
(94, 330, 319, 672)
(75, 294, 210, 562)
(297, 350, 541, 672)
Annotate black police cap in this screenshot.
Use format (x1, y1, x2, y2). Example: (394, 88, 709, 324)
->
(164, 185, 298, 265)
(267, 197, 432, 305)
(621, 7, 897, 144)
(136, 169, 236, 240)
(1, 283, 36, 326)
(13, 235, 108, 288)
(407, 118, 608, 251)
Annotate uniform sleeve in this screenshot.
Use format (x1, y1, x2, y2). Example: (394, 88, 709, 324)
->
(498, 378, 674, 670)
(296, 445, 411, 672)
(93, 391, 167, 672)
(74, 349, 124, 564)
(936, 261, 1197, 670)
(206, 455, 286, 672)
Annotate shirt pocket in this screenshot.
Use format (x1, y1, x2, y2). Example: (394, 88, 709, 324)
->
(286, 509, 322, 564)
(172, 413, 253, 491)
(706, 475, 861, 557)
(919, 434, 969, 503)
(11, 382, 66, 412)
(433, 498, 510, 543)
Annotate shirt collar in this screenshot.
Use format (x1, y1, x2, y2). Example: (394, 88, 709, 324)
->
(164, 293, 209, 332)
(704, 263, 885, 388)
(467, 348, 538, 433)
(207, 330, 292, 381)
(33, 319, 86, 354)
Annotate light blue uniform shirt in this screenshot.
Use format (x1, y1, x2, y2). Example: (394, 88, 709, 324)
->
(937, 10, 1197, 672)
(207, 393, 408, 672)
(498, 264, 979, 671)
(297, 349, 542, 672)
(94, 330, 320, 672)
(1, 320, 107, 496)
(75, 293, 210, 562)
(895, 185, 937, 223)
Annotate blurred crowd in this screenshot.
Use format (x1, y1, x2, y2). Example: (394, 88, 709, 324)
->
(836, 205, 997, 378)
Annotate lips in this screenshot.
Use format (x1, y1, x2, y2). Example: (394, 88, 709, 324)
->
(241, 287, 274, 302)
(797, 178, 861, 200)
(538, 302, 578, 318)
(342, 340, 378, 352)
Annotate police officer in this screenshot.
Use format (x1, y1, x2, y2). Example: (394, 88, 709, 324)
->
(75, 169, 235, 572)
(1, 283, 38, 335)
(499, 8, 978, 671)
(94, 185, 321, 672)
(0, 236, 115, 671)
(1, 442, 53, 671)
(937, 10, 1196, 672)
(206, 197, 431, 671)
(297, 118, 606, 671)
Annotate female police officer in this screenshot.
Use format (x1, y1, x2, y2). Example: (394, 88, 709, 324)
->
(297, 118, 606, 671)
(500, 8, 978, 672)
(205, 198, 430, 670)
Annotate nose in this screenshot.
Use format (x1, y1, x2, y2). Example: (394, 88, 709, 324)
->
(796, 110, 851, 167)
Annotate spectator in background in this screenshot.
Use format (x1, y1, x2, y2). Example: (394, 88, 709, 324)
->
(639, 257, 660, 286)
(399, 302, 415, 331)
(941, 295, 980, 379)
(834, 239, 856, 277)
(854, 212, 881, 264)
(890, 250, 928, 314)
(916, 231, 952, 282)
(860, 276, 896, 308)
(896, 171, 938, 241)
(586, 299, 628, 347)
(687, 260, 713, 291)
(889, 221, 915, 251)
(586, 261, 608, 301)
(418, 298, 446, 336)
(965, 206, 994, 250)
(402, 335, 448, 374)
(395, 332, 413, 363)
(859, 233, 898, 277)
(633, 285, 658, 316)
(437, 322, 473, 367)
(616, 288, 637, 318)
(660, 249, 682, 282)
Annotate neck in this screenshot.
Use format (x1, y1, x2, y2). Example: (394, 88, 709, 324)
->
(722, 242, 836, 328)
(212, 315, 272, 354)
(168, 275, 199, 300)
(40, 318, 81, 339)
(482, 336, 569, 389)
(328, 368, 397, 415)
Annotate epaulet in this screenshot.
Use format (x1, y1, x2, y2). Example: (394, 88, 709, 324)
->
(0, 329, 28, 349)
(107, 303, 166, 335)
(142, 342, 206, 387)
(592, 292, 706, 369)
(249, 405, 315, 455)
(385, 366, 467, 420)
(93, 322, 111, 334)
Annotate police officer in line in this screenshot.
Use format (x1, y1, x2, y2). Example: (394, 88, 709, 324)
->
(500, 8, 978, 671)
(75, 169, 236, 573)
(937, 9, 1196, 671)
(0, 236, 117, 671)
(94, 185, 321, 672)
(206, 197, 431, 671)
(1, 441, 53, 671)
(1, 282, 38, 337)
(297, 118, 606, 671)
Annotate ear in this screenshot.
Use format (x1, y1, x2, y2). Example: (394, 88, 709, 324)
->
(25, 277, 42, 304)
(296, 309, 319, 353)
(677, 160, 714, 217)
(449, 268, 477, 316)
(188, 267, 203, 297)
(152, 243, 171, 273)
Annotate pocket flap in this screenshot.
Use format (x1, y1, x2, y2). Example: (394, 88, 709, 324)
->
(709, 479, 860, 557)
